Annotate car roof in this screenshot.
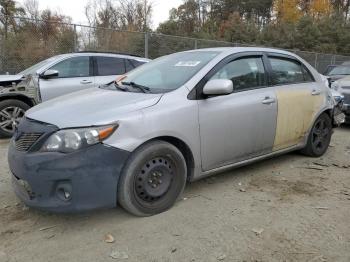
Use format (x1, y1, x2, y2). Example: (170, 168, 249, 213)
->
(56, 52, 150, 62)
(183, 47, 301, 57)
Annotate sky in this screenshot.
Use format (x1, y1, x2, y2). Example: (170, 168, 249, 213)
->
(18, 0, 183, 29)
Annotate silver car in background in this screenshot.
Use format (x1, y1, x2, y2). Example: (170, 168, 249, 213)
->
(0, 52, 150, 137)
(331, 76, 350, 123)
(8, 47, 339, 216)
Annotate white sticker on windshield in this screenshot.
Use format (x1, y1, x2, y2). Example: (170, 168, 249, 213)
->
(175, 61, 201, 67)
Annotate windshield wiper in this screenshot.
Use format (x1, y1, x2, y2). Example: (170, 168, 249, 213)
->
(122, 81, 151, 93)
(99, 81, 130, 92)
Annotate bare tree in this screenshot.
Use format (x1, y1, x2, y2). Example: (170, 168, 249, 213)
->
(23, 0, 39, 20)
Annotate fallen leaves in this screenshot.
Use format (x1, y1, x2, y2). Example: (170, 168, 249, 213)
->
(104, 233, 115, 243)
(110, 250, 128, 260)
(252, 228, 264, 236)
(39, 225, 57, 231)
(217, 254, 226, 260)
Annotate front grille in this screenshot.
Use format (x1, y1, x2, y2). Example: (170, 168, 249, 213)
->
(15, 133, 43, 152)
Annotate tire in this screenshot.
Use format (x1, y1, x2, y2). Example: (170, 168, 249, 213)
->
(301, 113, 332, 157)
(0, 99, 30, 138)
(118, 140, 187, 217)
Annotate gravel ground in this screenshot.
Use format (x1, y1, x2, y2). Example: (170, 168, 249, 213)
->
(0, 126, 349, 262)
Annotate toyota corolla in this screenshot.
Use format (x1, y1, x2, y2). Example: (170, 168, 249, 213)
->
(8, 48, 340, 216)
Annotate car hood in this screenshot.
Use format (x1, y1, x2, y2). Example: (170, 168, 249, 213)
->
(26, 87, 162, 128)
(0, 74, 24, 82)
(328, 74, 350, 81)
(337, 75, 350, 84)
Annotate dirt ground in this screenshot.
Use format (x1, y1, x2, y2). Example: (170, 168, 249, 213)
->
(0, 127, 349, 262)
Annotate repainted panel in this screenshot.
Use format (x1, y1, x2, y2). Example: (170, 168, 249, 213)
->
(273, 84, 324, 151)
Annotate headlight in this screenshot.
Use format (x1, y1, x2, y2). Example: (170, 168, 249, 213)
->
(41, 125, 118, 153)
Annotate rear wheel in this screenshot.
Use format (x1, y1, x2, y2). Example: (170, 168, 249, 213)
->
(118, 141, 187, 217)
(0, 100, 30, 138)
(301, 113, 332, 157)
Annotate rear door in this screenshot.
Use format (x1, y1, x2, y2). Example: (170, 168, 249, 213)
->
(93, 56, 127, 86)
(266, 54, 325, 151)
(198, 54, 278, 171)
(39, 56, 94, 101)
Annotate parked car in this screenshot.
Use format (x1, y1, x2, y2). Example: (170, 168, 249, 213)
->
(0, 52, 150, 137)
(331, 76, 350, 123)
(8, 47, 341, 216)
(324, 64, 350, 82)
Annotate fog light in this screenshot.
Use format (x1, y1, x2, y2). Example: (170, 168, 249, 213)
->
(56, 183, 72, 202)
(64, 191, 71, 200)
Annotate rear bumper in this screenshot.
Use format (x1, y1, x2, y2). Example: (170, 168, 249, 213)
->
(8, 140, 130, 213)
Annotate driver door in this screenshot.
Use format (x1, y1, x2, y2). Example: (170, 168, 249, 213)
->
(198, 55, 277, 171)
(39, 56, 95, 101)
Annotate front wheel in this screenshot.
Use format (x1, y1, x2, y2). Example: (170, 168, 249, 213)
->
(0, 100, 30, 138)
(118, 141, 187, 217)
(301, 113, 332, 157)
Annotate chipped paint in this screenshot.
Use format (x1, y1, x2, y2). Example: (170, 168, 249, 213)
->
(273, 88, 324, 151)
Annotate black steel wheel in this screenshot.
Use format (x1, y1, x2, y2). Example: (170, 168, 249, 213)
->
(301, 113, 332, 157)
(118, 141, 187, 216)
(0, 100, 30, 138)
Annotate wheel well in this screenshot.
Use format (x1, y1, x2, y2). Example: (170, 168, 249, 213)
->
(323, 109, 332, 119)
(151, 136, 195, 181)
(0, 95, 35, 107)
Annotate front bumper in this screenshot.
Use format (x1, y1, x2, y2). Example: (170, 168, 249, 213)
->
(8, 140, 130, 213)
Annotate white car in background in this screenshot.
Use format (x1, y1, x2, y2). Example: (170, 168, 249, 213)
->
(0, 52, 150, 137)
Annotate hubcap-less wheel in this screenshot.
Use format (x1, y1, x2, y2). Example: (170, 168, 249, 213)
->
(118, 141, 187, 216)
(135, 157, 174, 203)
(311, 117, 331, 154)
(301, 113, 332, 157)
(0, 106, 25, 133)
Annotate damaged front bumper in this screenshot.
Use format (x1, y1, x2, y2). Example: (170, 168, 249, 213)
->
(8, 141, 130, 213)
(7, 118, 130, 213)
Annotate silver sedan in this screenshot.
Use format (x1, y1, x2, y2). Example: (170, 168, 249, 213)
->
(8, 47, 338, 216)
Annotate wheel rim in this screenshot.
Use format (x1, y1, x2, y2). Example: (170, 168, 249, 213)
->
(134, 157, 174, 203)
(312, 118, 330, 152)
(0, 106, 25, 133)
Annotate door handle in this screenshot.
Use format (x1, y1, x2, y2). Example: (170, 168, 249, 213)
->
(262, 97, 276, 105)
(80, 80, 92, 84)
(311, 89, 321, 96)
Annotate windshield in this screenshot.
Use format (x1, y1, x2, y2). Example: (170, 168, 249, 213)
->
(117, 51, 220, 93)
(328, 66, 350, 76)
(19, 56, 61, 75)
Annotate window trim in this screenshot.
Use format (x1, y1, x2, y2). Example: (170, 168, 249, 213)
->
(125, 59, 135, 72)
(188, 52, 269, 100)
(48, 56, 93, 79)
(265, 53, 316, 87)
(93, 56, 127, 77)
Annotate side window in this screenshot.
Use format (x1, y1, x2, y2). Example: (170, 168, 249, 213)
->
(302, 65, 315, 82)
(210, 57, 266, 91)
(96, 57, 126, 76)
(50, 57, 90, 78)
(269, 57, 305, 85)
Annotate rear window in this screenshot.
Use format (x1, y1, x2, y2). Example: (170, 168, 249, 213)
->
(96, 57, 126, 76)
(269, 57, 305, 85)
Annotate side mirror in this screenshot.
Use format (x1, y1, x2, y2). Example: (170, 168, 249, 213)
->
(40, 69, 59, 79)
(203, 79, 233, 96)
